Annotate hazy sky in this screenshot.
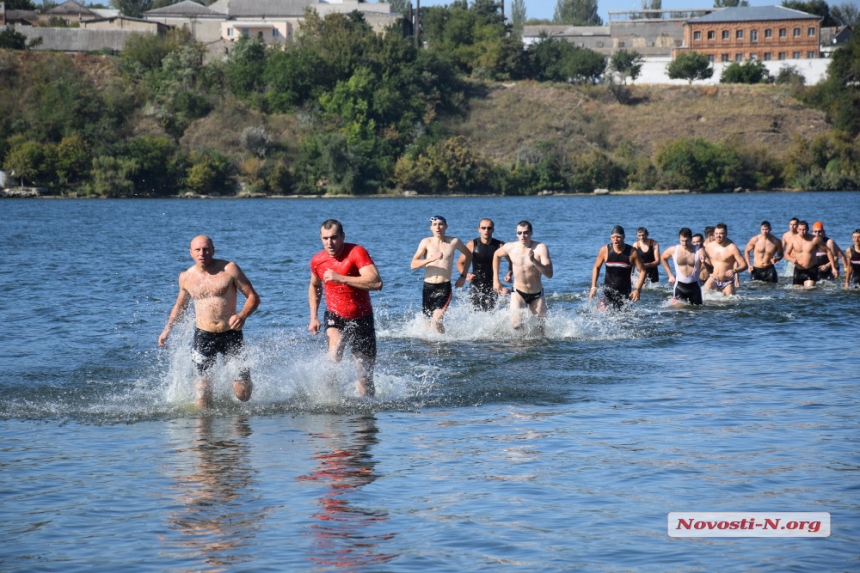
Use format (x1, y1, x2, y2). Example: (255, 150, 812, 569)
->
(414, 0, 807, 26)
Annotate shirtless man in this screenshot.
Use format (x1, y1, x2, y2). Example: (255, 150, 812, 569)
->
(785, 221, 837, 286)
(781, 217, 800, 275)
(632, 227, 660, 285)
(457, 218, 512, 311)
(692, 233, 707, 283)
(411, 215, 472, 332)
(782, 217, 799, 251)
(845, 229, 860, 289)
(493, 221, 553, 330)
(743, 221, 784, 283)
(159, 235, 260, 408)
(703, 223, 748, 295)
(661, 227, 709, 306)
(590, 225, 646, 310)
(811, 221, 847, 280)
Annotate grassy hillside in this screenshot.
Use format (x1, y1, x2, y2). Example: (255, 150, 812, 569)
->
(448, 81, 830, 164)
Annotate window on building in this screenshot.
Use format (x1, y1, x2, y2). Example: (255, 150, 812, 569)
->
(793, 27, 801, 37)
(750, 53, 757, 60)
(807, 27, 815, 36)
(721, 54, 730, 62)
(694, 31, 701, 40)
(227, 27, 234, 37)
(735, 53, 743, 61)
(792, 51, 800, 58)
(708, 54, 715, 62)
(722, 30, 730, 40)
(807, 51, 816, 58)
(273, 28, 279, 37)
(778, 52, 786, 60)
(764, 52, 772, 60)
(736, 30, 744, 39)
(779, 28, 787, 38)
(708, 31, 715, 40)
(750, 30, 758, 42)
(765, 28, 772, 38)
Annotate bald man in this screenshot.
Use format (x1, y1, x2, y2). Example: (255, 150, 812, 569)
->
(159, 235, 260, 408)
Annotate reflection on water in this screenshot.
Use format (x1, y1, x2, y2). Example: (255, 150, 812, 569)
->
(296, 415, 398, 569)
(164, 416, 263, 571)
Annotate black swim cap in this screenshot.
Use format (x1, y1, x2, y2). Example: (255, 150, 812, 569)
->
(610, 225, 625, 237)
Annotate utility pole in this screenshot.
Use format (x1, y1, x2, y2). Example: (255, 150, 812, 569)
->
(414, 0, 420, 48)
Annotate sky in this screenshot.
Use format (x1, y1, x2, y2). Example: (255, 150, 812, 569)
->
(413, 0, 839, 25)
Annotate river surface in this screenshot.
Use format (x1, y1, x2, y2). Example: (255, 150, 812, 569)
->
(1, 193, 858, 572)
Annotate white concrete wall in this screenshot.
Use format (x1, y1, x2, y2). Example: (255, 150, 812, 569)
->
(633, 56, 831, 85)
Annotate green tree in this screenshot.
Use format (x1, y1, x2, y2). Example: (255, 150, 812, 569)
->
(5, 141, 46, 186)
(655, 138, 739, 191)
(609, 49, 643, 84)
(111, 0, 153, 18)
(224, 36, 268, 99)
(775, 64, 806, 86)
(88, 156, 137, 196)
(4, 0, 37, 9)
(553, 0, 603, 25)
(781, 0, 838, 27)
(805, 30, 860, 134)
(714, 0, 749, 7)
(54, 134, 91, 186)
(512, 0, 528, 31)
(526, 35, 604, 83)
(831, 2, 860, 26)
(720, 59, 771, 83)
(0, 26, 28, 50)
(667, 51, 713, 84)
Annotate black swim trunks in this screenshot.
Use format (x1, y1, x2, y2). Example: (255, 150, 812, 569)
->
(515, 289, 544, 305)
(323, 310, 377, 359)
(470, 281, 497, 312)
(793, 265, 819, 285)
(751, 265, 779, 283)
(193, 328, 250, 380)
(673, 281, 703, 305)
(602, 287, 630, 311)
(423, 281, 452, 316)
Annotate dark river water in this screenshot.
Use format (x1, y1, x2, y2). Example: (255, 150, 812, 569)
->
(1, 193, 858, 571)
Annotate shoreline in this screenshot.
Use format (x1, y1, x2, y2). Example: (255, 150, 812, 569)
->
(1, 188, 819, 199)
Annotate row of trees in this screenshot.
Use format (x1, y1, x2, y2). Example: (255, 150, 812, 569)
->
(2, 0, 859, 195)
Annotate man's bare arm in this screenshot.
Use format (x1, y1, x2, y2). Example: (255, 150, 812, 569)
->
(453, 239, 472, 288)
(457, 240, 474, 276)
(308, 273, 323, 335)
(158, 275, 191, 346)
(532, 244, 553, 279)
(411, 239, 440, 270)
(229, 263, 260, 331)
(324, 264, 383, 291)
(589, 247, 607, 299)
(660, 246, 675, 282)
(744, 238, 756, 270)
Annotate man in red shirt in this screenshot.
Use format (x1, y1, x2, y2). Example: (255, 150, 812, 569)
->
(308, 220, 383, 397)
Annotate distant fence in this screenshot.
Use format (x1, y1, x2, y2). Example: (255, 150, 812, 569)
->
(14, 26, 152, 52)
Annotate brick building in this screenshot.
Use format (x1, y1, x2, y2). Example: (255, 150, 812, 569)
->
(677, 5, 822, 63)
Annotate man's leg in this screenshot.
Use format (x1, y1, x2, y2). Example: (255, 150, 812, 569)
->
(530, 296, 548, 335)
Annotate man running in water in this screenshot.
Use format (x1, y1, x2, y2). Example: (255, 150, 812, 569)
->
(493, 221, 553, 331)
(633, 227, 660, 285)
(590, 225, 646, 310)
(309, 219, 383, 397)
(811, 221, 846, 281)
(411, 215, 472, 332)
(457, 218, 512, 311)
(743, 221, 784, 283)
(784, 221, 837, 286)
(159, 235, 260, 408)
(661, 227, 708, 306)
(782, 217, 799, 251)
(703, 223, 748, 296)
(845, 229, 860, 289)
